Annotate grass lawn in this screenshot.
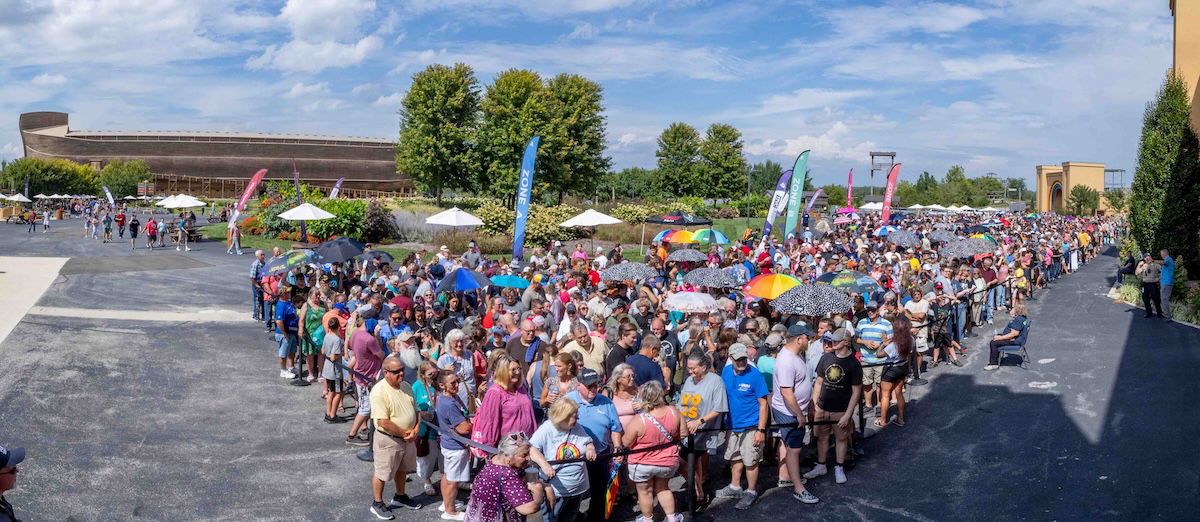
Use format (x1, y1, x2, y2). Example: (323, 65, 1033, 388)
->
(198, 223, 413, 260)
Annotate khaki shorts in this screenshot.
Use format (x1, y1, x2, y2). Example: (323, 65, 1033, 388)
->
(862, 365, 882, 387)
(373, 431, 416, 481)
(722, 430, 763, 467)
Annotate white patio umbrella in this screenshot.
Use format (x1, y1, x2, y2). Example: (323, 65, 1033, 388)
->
(278, 202, 335, 221)
(163, 195, 205, 209)
(663, 292, 718, 314)
(560, 208, 622, 252)
(908, 204, 926, 209)
(425, 207, 483, 227)
(926, 204, 947, 211)
(8, 194, 32, 203)
(859, 202, 883, 211)
(123, 195, 138, 200)
(155, 194, 178, 207)
(34, 194, 48, 199)
(560, 209, 622, 227)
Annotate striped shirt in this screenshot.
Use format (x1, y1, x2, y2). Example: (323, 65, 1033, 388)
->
(250, 259, 265, 282)
(855, 317, 892, 363)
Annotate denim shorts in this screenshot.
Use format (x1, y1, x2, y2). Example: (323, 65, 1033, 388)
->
(274, 332, 297, 358)
(771, 407, 807, 449)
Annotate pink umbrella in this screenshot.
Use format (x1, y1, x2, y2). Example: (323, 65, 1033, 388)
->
(836, 206, 858, 214)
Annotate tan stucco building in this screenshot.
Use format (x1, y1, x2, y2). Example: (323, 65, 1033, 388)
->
(1035, 162, 1109, 214)
(1172, 0, 1200, 132)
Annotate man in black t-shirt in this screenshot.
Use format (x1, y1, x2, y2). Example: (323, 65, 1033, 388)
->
(650, 318, 681, 391)
(804, 328, 862, 485)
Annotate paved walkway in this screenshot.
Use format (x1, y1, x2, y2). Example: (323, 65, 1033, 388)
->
(0, 222, 1197, 520)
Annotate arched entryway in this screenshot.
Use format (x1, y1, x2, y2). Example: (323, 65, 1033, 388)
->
(1050, 182, 1063, 213)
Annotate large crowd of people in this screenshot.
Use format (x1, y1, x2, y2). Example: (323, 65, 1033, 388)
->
(250, 209, 1124, 521)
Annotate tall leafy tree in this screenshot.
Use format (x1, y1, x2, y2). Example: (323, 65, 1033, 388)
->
(821, 184, 847, 209)
(395, 63, 482, 204)
(1131, 72, 1200, 273)
(540, 74, 611, 202)
(654, 122, 702, 197)
(475, 69, 552, 204)
(747, 160, 783, 197)
(98, 159, 151, 198)
(0, 157, 98, 196)
(1065, 185, 1100, 216)
(1102, 189, 1128, 214)
(914, 171, 939, 197)
(943, 165, 967, 184)
(698, 123, 746, 200)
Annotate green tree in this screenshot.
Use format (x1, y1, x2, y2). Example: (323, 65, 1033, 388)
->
(654, 122, 702, 197)
(943, 165, 967, 184)
(698, 123, 746, 200)
(821, 184, 847, 210)
(747, 160, 783, 197)
(1065, 185, 1100, 216)
(475, 69, 552, 205)
(914, 171, 939, 203)
(395, 63, 482, 204)
(0, 157, 98, 196)
(98, 159, 151, 198)
(1102, 189, 1128, 214)
(1131, 71, 1200, 273)
(541, 74, 611, 202)
(893, 180, 919, 208)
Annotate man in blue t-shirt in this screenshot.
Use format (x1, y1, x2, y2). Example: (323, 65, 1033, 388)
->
(564, 369, 623, 522)
(716, 343, 769, 510)
(984, 302, 1030, 370)
(1159, 249, 1175, 321)
(274, 287, 301, 378)
(625, 335, 665, 387)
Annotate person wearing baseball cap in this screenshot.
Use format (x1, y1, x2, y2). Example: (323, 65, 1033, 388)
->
(0, 445, 24, 522)
(564, 368, 624, 522)
(805, 327, 861, 486)
(716, 343, 770, 509)
(771, 322, 820, 504)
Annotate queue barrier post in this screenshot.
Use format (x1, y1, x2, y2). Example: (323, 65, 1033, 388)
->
(685, 433, 696, 520)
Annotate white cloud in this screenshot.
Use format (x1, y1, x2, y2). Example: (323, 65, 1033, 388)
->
(565, 23, 598, 40)
(748, 88, 873, 117)
(283, 81, 329, 98)
(745, 121, 877, 163)
(248, 35, 383, 73)
(940, 54, 1045, 80)
(351, 83, 380, 95)
(280, 0, 376, 42)
(401, 39, 743, 81)
(301, 99, 345, 112)
(0, 142, 20, 159)
(373, 92, 403, 107)
(405, 0, 637, 17)
(31, 73, 67, 86)
(823, 2, 988, 45)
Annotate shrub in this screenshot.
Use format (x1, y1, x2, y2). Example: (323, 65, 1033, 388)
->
(714, 206, 739, 219)
(307, 199, 366, 240)
(474, 200, 584, 248)
(610, 200, 698, 224)
(362, 200, 398, 242)
(433, 230, 515, 255)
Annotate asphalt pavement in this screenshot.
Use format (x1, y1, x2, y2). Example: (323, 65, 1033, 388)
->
(0, 220, 1197, 521)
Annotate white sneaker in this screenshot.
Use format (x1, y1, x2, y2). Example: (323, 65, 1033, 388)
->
(176, 246, 181, 251)
(802, 463, 827, 480)
(438, 502, 466, 513)
(834, 465, 847, 484)
(186, 247, 192, 251)
(280, 369, 296, 379)
(440, 512, 464, 521)
(306, 375, 316, 383)
(983, 365, 999, 371)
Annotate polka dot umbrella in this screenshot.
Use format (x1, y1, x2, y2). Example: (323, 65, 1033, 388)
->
(771, 284, 854, 316)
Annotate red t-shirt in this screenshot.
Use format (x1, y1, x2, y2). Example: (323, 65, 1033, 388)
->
(114, 214, 126, 226)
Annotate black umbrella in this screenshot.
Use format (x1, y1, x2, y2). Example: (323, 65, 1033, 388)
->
(938, 238, 995, 259)
(966, 225, 989, 235)
(644, 210, 712, 226)
(929, 230, 958, 244)
(263, 250, 320, 276)
(667, 248, 708, 263)
(887, 230, 920, 248)
(434, 268, 492, 293)
(771, 284, 853, 316)
(314, 237, 366, 263)
(601, 262, 659, 281)
(933, 222, 953, 229)
(682, 267, 736, 288)
(355, 250, 394, 265)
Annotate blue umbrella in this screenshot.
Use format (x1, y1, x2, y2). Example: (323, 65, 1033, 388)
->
(434, 268, 492, 293)
(873, 225, 899, 237)
(491, 274, 531, 289)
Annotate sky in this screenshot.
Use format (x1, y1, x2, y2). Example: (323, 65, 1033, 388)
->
(0, 0, 1175, 188)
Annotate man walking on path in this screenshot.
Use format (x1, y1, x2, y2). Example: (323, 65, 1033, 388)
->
(369, 356, 423, 519)
(250, 250, 266, 322)
(1158, 249, 1174, 322)
(716, 343, 770, 510)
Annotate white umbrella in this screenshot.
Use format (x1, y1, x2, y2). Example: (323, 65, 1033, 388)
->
(908, 204, 926, 209)
(278, 202, 335, 221)
(155, 194, 178, 207)
(123, 195, 138, 200)
(859, 202, 883, 211)
(163, 195, 205, 209)
(8, 194, 32, 203)
(425, 207, 483, 227)
(926, 204, 947, 211)
(664, 292, 718, 314)
(560, 209, 622, 227)
(139, 195, 151, 200)
(34, 193, 48, 199)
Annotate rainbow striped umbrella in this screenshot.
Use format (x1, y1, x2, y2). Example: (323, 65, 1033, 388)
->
(743, 273, 800, 299)
(664, 230, 697, 244)
(691, 228, 729, 245)
(605, 460, 621, 519)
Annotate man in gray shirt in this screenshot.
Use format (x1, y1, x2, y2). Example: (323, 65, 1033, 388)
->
(679, 351, 728, 505)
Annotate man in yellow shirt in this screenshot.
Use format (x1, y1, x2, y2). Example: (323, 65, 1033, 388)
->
(369, 355, 422, 518)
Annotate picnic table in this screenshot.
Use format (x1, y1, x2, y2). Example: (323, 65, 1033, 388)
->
(165, 223, 203, 244)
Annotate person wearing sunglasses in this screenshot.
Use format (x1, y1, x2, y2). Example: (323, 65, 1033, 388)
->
(0, 445, 24, 522)
(369, 356, 423, 519)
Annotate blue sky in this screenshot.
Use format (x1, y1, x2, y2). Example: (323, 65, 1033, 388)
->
(0, 0, 1174, 188)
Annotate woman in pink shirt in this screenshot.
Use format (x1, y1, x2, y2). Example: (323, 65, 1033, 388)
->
(622, 381, 688, 522)
(472, 354, 536, 457)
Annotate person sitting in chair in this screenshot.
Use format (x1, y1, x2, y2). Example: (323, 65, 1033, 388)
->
(983, 302, 1029, 370)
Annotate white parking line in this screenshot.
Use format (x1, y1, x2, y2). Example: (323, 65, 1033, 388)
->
(26, 306, 247, 323)
(0, 256, 69, 345)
